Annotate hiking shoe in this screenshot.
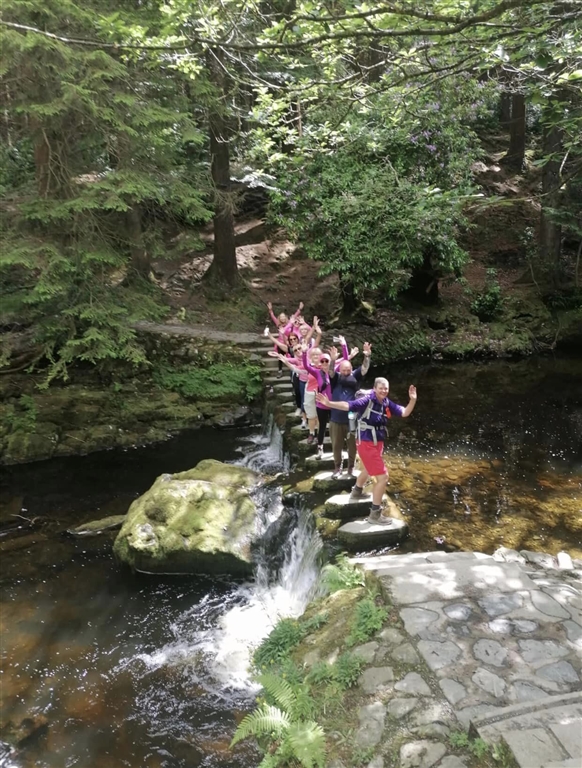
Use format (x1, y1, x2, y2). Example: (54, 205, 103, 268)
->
(301, 419, 308, 430)
(350, 485, 371, 500)
(346, 465, 355, 476)
(306, 433, 315, 445)
(295, 408, 302, 416)
(277, 370, 283, 378)
(367, 505, 381, 523)
(375, 514, 394, 526)
(331, 466, 343, 480)
(316, 445, 324, 459)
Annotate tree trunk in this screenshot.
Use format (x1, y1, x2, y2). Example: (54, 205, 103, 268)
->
(33, 131, 51, 198)
(203, 51, 240, 288)
(503, 93, 526, 169)
(126, 202, 150, 278)
(500, 92, 511, 130)
(539, 122, 563, 282)
(339, 276, 358, 314)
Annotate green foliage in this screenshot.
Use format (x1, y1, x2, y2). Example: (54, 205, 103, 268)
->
(333, 653, 365, 690)
(449, 730, 490, 759)
(231, 674, 326, 768)
(307, 652, 363, 691)
(153, 361, 262, 403)
(254, 614, 328, 670)
(346, 596, 388, 647)
(320, 554, 365, 593)
(5, 394, 38, 432)
(470, 269, 503, 322)
(0, 0, 211, 381)
(351, 746, 376, 767)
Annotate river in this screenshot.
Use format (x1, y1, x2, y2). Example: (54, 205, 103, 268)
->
(1, 355, 581, 767)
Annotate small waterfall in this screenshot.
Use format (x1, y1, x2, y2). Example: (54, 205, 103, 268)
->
(209, 505, 323, 689)
(126, 415, 322, 694)
(235, 412, 290, 475)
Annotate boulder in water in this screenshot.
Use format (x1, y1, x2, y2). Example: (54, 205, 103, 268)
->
(113, 459, 260, 576)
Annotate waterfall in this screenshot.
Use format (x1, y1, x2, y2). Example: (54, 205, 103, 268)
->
(127, 415, 322, 693)
(235, 411, 290, 475)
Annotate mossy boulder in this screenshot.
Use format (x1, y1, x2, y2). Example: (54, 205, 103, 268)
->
(113, 459, 260, 576)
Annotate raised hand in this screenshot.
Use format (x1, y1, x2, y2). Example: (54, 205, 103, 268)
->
(267, 301, 272, 310)
(298, 301, 304, 311)
(409, 385, 417, 400)
(349, 346, 359, 359)
(328, 345, 338, 361)
(363, 342, 372, 356)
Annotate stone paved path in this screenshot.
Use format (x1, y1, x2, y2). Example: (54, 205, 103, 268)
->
(257, 340, 582, 768)
(350, 549, 582, 768)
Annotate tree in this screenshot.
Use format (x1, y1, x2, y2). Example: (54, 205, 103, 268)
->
(0, 0, 210, 380)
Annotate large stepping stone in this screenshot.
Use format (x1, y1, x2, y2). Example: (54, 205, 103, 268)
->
(323, 493, 372, 519)
(337, 517, 409, 549)
(313, 470, 361, 492)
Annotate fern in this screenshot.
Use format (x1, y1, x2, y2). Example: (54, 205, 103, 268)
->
(256, 674, 297, 715)
(230, 704, 290, 746)
(320, 555, 365, 593)
(287, 722, 326, 768)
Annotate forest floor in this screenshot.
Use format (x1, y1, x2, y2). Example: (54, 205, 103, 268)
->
(148, 134, 580, 357)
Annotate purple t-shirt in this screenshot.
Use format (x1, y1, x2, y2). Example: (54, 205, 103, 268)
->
(347, 392, 405, 443)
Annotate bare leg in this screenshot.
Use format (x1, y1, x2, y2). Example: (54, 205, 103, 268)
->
(355, 467, 369, 489)
(372, 474, 388, 506)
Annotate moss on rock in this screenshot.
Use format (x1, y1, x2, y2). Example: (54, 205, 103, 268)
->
(113, 459, 260, 576)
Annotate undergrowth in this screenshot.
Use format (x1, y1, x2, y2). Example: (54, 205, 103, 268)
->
(153, 360, 262, 402)
(235, 582, 389, 768)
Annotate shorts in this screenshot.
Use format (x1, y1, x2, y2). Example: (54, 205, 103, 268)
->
(357, 439, 386, 476)
(304, 390, 317, 419)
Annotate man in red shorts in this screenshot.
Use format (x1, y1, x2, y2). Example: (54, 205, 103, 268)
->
(316, 377, 417, 524)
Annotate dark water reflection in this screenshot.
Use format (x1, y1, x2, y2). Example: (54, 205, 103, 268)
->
(1, 356, 581, 767)
(1, 429, 261, 768)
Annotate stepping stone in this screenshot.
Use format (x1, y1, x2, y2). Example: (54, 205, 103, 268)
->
(323, 493, 373, 519)
(337, 518, 408, 549)
(279, 402, 299, 412)
(305, 451, 347, 471)
(313, 470, 360, 492)
(297, 436, 332, 453)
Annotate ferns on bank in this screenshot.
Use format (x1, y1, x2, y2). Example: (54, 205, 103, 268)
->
(231, 674, 326, 768)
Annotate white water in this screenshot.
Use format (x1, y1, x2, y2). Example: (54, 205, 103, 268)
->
(127, 416, 322, 693)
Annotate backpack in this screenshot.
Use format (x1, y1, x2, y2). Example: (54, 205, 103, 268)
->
(355, 394, 391, 445)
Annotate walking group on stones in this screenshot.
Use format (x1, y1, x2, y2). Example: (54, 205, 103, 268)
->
(264, 301, 417, 525)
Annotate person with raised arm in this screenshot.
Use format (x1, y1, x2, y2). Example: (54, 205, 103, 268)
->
(327, 341, 372, 478)
(266, 301, 303, 377)
(316, 378, 417, 524)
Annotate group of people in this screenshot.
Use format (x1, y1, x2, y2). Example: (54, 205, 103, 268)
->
(264, 302, 417, 525)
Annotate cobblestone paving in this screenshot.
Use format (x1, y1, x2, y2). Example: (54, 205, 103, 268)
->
(346, 548, 582, 768)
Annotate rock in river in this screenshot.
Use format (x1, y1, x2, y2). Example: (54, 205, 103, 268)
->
(113, 459, 260, 576)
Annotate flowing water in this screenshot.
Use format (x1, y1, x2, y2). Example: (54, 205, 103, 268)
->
(1, 355, 581, 767)
(0, 422, 322, 768)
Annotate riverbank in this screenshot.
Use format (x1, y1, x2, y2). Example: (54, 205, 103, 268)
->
(244, 547, 581, 768)
(234, 344, 582, 768)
